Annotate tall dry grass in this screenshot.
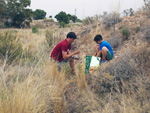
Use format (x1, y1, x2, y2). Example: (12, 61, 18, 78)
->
(0, 16, 150, 113)
(0, 59, 70, 113)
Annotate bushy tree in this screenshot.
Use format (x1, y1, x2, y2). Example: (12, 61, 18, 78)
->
(70, 15, 77, 23)
(55, 11, 70, 24)
(33, 9, 46, 20)
(67, 14, 71, 20)
(55, 11, 79, 27)
(4, 0, 33, 28)
(67, 14, 77, 23)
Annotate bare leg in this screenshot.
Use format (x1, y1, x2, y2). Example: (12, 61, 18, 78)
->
(69, 57, 75, 74)
(102, 47, 108, 60)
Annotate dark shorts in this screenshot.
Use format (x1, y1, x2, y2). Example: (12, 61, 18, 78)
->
(106, 51, 113, 60)
(51, 57, 70, 72)
(100, 50, 113, 61)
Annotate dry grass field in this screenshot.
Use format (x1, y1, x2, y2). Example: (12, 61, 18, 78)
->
(0, 12, 150, 113)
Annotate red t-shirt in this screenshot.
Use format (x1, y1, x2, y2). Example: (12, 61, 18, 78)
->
(50, 39, 71, 62)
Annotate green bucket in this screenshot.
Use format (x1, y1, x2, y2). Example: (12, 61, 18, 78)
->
(85, 56, 92, 74)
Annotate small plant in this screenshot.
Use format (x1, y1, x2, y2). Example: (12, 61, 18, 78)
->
(0, 31, 23, 63)
(121, 26, 130, 40)
(135, 26, 140, 33)
(32, 26, 39, 33)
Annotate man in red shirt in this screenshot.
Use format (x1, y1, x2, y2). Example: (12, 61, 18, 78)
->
(50, 32, 80, 74)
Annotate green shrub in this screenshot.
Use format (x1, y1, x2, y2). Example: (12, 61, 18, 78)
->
(135, 27, 140, 33)
(32, 26, 39, 33)
(121, 26, 130, 40)
(0, 31, 23, 63)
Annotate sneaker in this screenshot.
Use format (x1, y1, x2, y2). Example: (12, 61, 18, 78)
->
(100, 60, 107, 65)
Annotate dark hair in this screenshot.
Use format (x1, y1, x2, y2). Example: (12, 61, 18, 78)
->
(67, 32, 77, 39)
(94, 34, 103, 41)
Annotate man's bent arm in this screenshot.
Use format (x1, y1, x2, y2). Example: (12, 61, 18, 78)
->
(62, 50, 80, 59)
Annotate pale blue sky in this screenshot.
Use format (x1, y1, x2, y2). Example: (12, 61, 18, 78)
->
(30, 0, 144, 19)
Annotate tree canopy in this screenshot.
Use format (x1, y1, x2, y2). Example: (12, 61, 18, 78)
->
(70, 15, 77, 23)
(0, 0, 33, 28)
(33, 9, 47, 20)
(55, 11, 70, 24)
(55, 11, 78, 27)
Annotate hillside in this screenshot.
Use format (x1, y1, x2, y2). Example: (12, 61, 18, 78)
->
(0, 11, 150, 113)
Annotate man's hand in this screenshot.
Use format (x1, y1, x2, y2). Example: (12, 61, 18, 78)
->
(72, 55, 80, 60)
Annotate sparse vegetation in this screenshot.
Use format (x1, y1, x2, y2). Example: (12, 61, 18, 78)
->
(0, 4, 150, 113)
